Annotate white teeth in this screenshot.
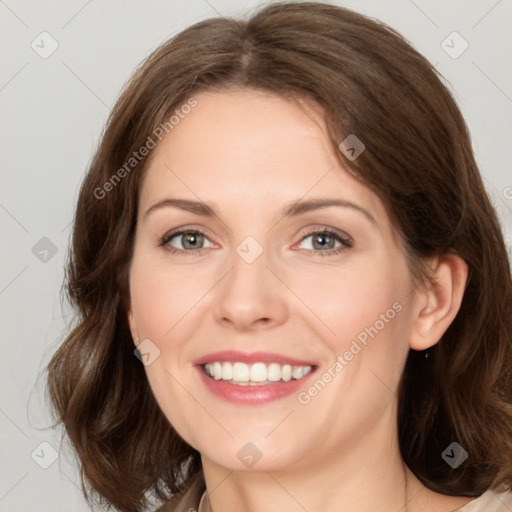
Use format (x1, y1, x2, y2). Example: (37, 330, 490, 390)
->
(267, 363, 281, 382)
(203, 361, 313, 384)
(233, 362, 249, 382)
(250, 362, 267, 382)
(213, 362, 222, 380)
(292, 366, 304, 379)
(293, 365, 312, 379)
(222, 362, 233, 380)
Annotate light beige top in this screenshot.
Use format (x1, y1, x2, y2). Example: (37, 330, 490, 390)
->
(455, 486, 512, 511)
(157, 473, 512, 512)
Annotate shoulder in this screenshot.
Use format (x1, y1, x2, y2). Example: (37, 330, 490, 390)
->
(455, 486, 512, 512)
(155, 472, 206, 512)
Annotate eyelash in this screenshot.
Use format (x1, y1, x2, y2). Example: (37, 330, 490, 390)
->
(159, 229, 212, 255)
(158, 227, 353, 256)
(299, 227, 353, 256)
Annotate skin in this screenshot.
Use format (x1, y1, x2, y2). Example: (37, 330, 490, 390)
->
(127, 89, 472, 512)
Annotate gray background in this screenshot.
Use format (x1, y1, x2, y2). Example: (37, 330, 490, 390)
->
(1, 1, 511, 510)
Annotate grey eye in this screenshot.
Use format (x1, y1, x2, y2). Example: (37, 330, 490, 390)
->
(300, 232, 342, 251)
(168, 231, 213, 250)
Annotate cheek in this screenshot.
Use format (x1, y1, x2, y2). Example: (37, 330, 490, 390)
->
(291, 264, 411, 426)
(129, 255, 210, 345)
(128, 257, 210, 443)
(287, 255, 410, 354)
(290, 255, 413, 414)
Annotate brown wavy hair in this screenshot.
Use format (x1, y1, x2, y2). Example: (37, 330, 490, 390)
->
(46, 2, 512, 511)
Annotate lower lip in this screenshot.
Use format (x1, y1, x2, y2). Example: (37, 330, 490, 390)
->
(196, 366, 316, 405)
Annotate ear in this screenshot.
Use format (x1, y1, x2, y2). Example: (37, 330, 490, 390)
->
(409, 254, 468, 351)
(124, 296, 139, 347)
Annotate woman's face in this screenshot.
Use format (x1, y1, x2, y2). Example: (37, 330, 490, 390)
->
(128, 89, 418, 472)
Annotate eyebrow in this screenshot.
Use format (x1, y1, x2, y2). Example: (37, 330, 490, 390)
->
(144, 198, 216, 218)
(144, 197, 377, 226)
(282, 198, 377, 225)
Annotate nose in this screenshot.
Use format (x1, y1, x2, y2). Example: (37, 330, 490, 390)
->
(212, 245, 289, 332)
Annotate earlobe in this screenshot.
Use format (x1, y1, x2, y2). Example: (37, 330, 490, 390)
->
(409, 254, 468, 351)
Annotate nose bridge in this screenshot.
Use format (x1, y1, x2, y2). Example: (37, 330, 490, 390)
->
(231, 239, 268, 293)
(213, 235, 288, 330)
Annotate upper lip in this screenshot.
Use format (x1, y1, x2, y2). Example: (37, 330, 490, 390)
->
(193, 350, 316, 367)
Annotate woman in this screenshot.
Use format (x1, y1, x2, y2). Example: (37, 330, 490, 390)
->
(47, 2, 512, 511)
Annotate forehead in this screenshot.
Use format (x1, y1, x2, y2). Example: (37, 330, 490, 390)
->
(139, 89, 386, 224)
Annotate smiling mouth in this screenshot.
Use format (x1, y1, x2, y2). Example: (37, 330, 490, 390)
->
(202, 361, 314, 385)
